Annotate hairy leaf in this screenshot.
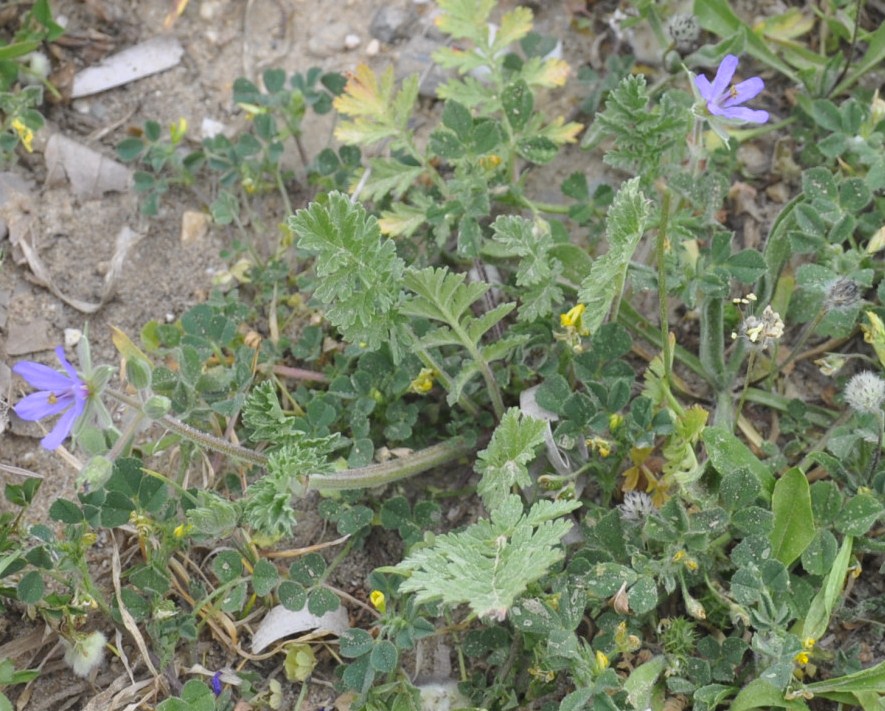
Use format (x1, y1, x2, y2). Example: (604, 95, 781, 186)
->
(578, 178, 651, 335)
(490, 215, 564, 321)
(395, 496, 580, 620)
(288, 193, 404, 352)
(333, 65, 418, 147)
(476, 408, 547, 511)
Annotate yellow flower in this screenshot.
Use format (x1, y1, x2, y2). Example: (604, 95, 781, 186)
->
(794, 651, 810, 666)
(595, 650, 610, 671)
(644, 472, 672, 507)
(587, 436, 612, 458)
(621, 446, 653, 492)
(609, 413, 624, 432)
(684, 558, 699, 572)
(169, 117, 188, 144)
(369, 590, 386, 613)
(560, 304, 589, 335)
(11, 118, 34, 153)
(803, 637, 815, 651)
(173, 523, 192, 539)
(409, 368, 435, 394)
(479, 154, 502, 171)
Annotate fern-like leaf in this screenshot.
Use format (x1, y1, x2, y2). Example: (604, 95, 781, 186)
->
(476, 408, 547, 511)
(395, 495, 580, 621)
(596, 74, 692, 180)
(578, 178, 651, 336)
(288, 192, 404, 352)
(333, 65, 418, 148)
(490, 215, 564, 321)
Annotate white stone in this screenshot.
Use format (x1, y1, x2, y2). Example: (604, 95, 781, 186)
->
(64, 328, 82, 347)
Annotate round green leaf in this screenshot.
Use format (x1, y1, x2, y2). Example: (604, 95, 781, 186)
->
(252, 559, 279, 597)
(17, 571, 44, 604)
(212, 550, 243, 585)
(369, 639, 398, 673)
(339, 628, 374, 658)
(278, 581, 307, 611)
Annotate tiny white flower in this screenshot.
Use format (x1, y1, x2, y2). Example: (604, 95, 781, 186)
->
(619, 491, 655, 523)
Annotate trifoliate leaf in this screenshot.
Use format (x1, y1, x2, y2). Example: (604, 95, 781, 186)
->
(288, 193, 405, 352)
(476, 408, 546, 511)
(578, 178, 651, 335)
(395, 496, 580, 620)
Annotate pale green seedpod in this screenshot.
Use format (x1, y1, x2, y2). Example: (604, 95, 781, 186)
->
(143, 395, 171, 420)
(77, 455, 113, 493)
(125, 357, 152, 390)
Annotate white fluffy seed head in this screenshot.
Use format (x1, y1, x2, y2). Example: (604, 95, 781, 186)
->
(844, 371, 885, 414)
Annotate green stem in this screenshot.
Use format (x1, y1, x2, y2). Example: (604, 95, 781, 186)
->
(404, 326, 482, 419)
(617, 301, 707, 380)
(461, 334, 505, 420)
(657, 189, 673, 390)
(107, 390, 474, 491)
(307, 437, 474, 491)
(699, 296, 728, 391)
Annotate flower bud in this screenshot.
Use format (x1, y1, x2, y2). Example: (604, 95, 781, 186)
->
(125, 358, 152, 390)
(143, 395, 172, 419)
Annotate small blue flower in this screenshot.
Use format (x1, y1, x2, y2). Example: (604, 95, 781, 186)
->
(694, 55, 769, 124)
(13, 346, 88, 450)
(210, 671, 222, 696)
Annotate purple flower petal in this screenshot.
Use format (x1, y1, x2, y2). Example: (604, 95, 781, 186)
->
(12, 361, 75, 391)
(710, 54, 738, 100)
(56, 346, 80, 383)
(723, 77, 765, 106)
(41, 404, 82, 450)
(694, 74, 714, 101)
(13, 391, 71, 420)
(210, 672, 222, 696)
(719, 106, 770, 123)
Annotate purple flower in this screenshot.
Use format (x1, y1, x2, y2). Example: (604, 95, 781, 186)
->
(210, 671, 222, 696)
(694, 55, 769, 124)
(12, 346, 88, 450)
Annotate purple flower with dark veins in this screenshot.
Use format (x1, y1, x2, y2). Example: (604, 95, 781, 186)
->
(694, 55, 769, 124)
(13, 346, 88, 450)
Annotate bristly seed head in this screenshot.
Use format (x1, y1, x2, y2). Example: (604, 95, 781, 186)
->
(824, 277, 861, 312)
(844, 371, 885, 414)
(667, 13, 700, 52)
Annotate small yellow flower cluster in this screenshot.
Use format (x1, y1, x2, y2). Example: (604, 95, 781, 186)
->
(586, 436, 613, 458)
(672, 550, 699, 571)
(11, 118, 34, 153)
(794, 637, 815, 666)
(594, 649, 610, 671)
(560, 304, 589, 335)
(409, 368, 436, 394)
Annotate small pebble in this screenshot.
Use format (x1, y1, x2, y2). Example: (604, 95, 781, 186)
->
(344, 34, 361, 50)
(64, 328, 82, 347)
(165, 313, 175, 323)
(366, 38, 380, 56)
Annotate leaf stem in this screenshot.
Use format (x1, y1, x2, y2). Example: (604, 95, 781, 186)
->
(306, 437, 474, 491)
(657, 189, 673, 390)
